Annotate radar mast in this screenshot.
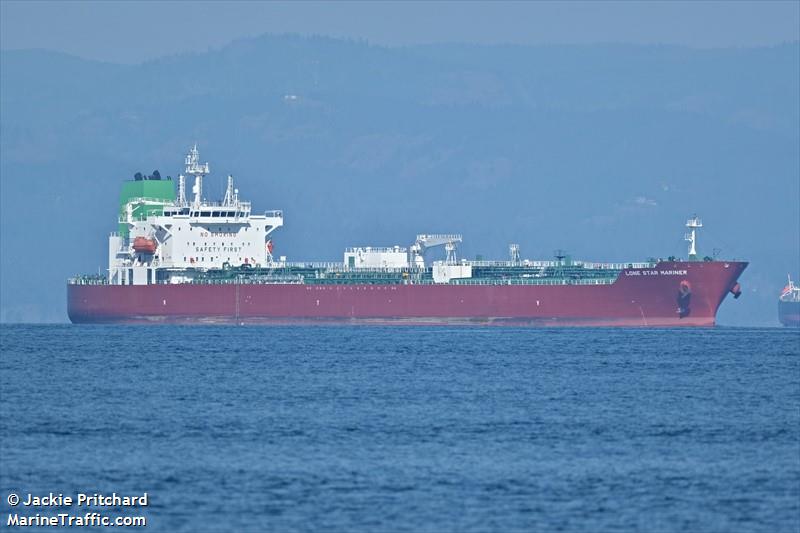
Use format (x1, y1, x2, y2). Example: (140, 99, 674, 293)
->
(185, 144, 209, 207)
(685, 215, 703, 260)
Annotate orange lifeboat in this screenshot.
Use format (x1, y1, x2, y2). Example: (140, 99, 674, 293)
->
(132, 236, 157, 254)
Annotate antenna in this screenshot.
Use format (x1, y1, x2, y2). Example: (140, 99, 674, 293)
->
(509, 244, 520, 264)
(177, 174, 186, 206)
(684, 215, 703, 259)
(185, 144, 209, 206)
(223, 175, 235, 206)
(445, 241, 458, 265)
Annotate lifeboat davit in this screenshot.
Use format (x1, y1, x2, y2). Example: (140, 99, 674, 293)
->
(132, 236, 157, 254)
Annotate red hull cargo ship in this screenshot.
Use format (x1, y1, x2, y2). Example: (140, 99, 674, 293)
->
(68, 146, 746, 326)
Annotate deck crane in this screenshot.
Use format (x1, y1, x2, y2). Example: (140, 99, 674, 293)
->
(410, 234, 463, 268)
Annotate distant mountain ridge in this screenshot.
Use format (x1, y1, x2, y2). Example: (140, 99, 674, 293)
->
(1, 35, 798, 323)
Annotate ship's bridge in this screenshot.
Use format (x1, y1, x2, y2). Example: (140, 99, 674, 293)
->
(162, 202, 252, 218)
(109, 146, 285, 286)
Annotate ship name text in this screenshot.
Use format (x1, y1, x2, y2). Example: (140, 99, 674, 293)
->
(625, 269, 688, 277)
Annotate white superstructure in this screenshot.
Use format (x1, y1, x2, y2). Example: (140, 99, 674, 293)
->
(343, 234, 466, 271)
(109, 146, 284, 285)
(344, 246, 408, 269)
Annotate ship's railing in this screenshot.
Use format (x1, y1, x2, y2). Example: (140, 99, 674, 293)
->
(280, 261, 347, 269)
(447, 277, 616, 286)
(186, 276, 304, 285)
(300, 260, 657, 271)
(328, 265, 410, 273)
(148, 200, 254, 209)
(192, 201, 252, 209)
(117, 200, 282, 219)
(466, 260, 656, 269)
(279, 262, 417, 273)
(152, 276, 618, 286)
(580, 261, 657, 269)
(269, 260, 649, 274)
(125, 197, 175, 205)
(304, 277, 619, 286)
(468, 260, 560, 268)
(68, 276, 109, 286)
(345, 246, 408, 253)
(117, 213, 263, 223)
(118, 215, 164, 223)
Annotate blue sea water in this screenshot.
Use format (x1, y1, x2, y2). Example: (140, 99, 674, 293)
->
(1, 325, 798, 532)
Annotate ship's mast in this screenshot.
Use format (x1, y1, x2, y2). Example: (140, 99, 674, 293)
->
(685, 215, 702, 260)
(223, 175, 235, 206)
(177, 174, 187, 206)
(185, 144, 210, 207)
(445, 241, 457, 265)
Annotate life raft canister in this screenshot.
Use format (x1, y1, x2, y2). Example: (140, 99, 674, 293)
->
(132, 236, 157, 254)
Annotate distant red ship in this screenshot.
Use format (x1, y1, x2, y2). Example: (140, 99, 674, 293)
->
(779, 276, 800, 327)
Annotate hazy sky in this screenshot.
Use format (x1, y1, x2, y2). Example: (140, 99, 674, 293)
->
(2, 0, 799, 64)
